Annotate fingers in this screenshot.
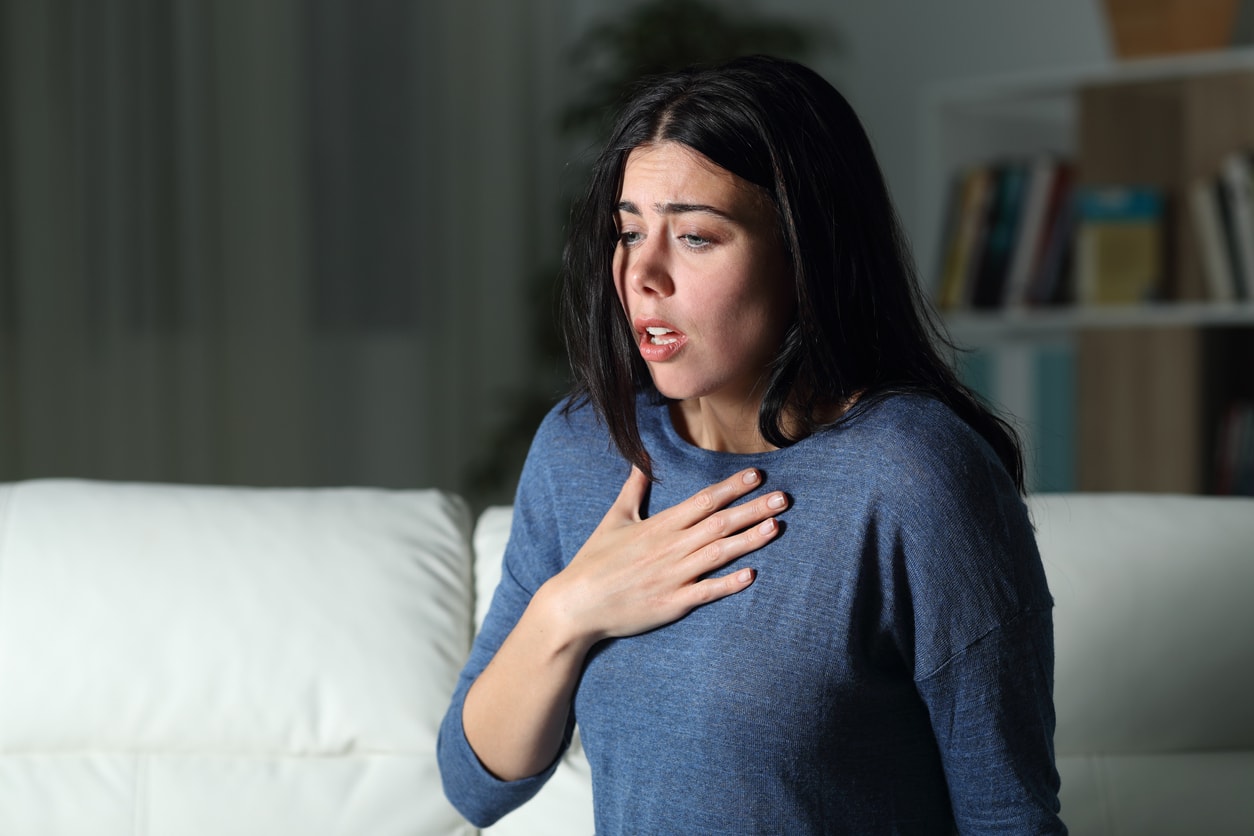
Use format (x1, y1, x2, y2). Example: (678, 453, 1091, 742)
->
(563, 466, 785, 642)
(685, 566, 757, 609)
(677, 511, 779, 610)
(687, 505, 784, 573)
(662, 467, 768, 528)
(607, 464, 788, 571)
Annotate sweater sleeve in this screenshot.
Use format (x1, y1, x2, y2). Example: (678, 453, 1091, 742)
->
(436, 413, 575, 827)
(915, 610, 1066, 834)
(880, 406, 1066, 833)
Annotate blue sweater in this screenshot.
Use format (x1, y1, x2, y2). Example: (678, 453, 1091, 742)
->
(439, 394, 1065, 834)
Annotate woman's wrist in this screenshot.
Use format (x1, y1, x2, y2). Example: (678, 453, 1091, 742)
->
(529, 574, 601, 662)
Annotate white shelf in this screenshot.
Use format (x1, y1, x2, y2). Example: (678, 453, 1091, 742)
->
(921, 51, 1254, 494)
(929, 46, 1254, 106)
(943, 302, 1254, 345)
(917, 47, 1254, 293)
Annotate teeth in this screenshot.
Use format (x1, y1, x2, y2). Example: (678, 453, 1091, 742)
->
(645, 326, 678, 346)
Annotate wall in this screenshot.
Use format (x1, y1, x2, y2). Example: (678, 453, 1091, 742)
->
(568, 0, 1111, 272)
(0, 0, 1114, 500)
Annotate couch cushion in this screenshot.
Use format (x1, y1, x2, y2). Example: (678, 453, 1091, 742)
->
(1030, 492, 1254, 834)
(0, 479, 476, 836)
(1031, 493, 1254, 754)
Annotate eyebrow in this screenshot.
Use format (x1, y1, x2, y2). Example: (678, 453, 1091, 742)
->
(616, 200, 737, 222)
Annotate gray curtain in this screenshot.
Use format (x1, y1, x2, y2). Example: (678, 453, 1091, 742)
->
(0, 0, 568, 499)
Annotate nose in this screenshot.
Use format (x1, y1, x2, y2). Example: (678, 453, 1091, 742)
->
(623, 235, 674, 297)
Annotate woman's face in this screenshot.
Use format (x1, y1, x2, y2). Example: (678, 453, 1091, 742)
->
(613, 142, 794, 409)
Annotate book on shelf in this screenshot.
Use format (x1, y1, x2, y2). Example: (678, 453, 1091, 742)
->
(971, 162, 1027, 309)
(1214, 401, 1254, 496)
(936, 165, 995, 309)
(1189, 150, 1254, 302)
(1222, 152, 1254, 300)
(1001, 155, 1061, 309)
(1213, 171, 1247, 299)
(1189, 177, 1238, 303)
(954, 341, 1075, 493)
(1073, 184, 1164, 306)
(1024, 164, 1077, 307)
(934, 157, 1075, 311)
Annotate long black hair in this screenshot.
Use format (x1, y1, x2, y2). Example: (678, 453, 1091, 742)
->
(560, 55, 1025, 492)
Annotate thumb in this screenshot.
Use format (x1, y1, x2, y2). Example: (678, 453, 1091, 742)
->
(610, 465, 650, 523)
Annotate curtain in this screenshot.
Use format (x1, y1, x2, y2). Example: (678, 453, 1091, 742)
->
(0, 0, 568, 502)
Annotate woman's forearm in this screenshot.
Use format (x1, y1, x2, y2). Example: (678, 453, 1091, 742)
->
(461, 581, 594, 781)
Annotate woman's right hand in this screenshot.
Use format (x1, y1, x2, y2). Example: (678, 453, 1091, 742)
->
(462, 466, 786, 782)
(539, 466, 788, 650)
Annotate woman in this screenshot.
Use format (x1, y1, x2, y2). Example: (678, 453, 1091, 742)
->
(439, 55, 1064, 833)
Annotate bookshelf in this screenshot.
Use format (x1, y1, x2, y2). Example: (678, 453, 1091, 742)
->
(920, 49, 1254, 495)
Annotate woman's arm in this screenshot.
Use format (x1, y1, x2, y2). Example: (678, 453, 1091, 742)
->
(462, 465, 787, 782)
(916, 610, 1065, 833)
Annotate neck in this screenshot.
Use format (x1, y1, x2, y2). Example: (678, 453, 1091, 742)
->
(669, 397, 776, 454)
(668, 393, 858, 454)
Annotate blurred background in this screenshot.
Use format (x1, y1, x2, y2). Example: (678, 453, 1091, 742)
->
(7, 0, 1250, 509)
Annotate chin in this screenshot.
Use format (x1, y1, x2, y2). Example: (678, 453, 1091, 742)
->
(646, 374, 697, 402)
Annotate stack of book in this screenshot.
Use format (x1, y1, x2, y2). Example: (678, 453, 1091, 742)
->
(1189, 150, 1254, 304)
(935, 155, 1076, 311)
(935, 155, 1182, 311)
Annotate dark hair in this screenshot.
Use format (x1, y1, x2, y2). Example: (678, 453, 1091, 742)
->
(560, 55, 1025, 492)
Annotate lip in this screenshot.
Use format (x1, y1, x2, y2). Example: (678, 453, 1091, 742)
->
(633, 317, 687, 362)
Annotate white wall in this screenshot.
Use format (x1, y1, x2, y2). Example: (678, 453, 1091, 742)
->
(563, 0, 1112, 275)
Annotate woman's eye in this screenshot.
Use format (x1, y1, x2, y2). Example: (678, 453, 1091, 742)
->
(619, 230, 643, 246)
(680, 233, 710, 248)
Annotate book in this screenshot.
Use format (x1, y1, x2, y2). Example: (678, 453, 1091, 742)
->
(937, 165, 995, 309)
(1073, 185, 1164, 305)
(1213, 173, 1247, 299)
(1189, 177, 1238, 302)
(1215, 402, 1254, 495)
(953, 341, 1075, 493)
(1220, 152, 1254, 300)
(971, 162, 1028, 309)
(1002, 155, 1061, 309)
(1025, 172, 1078, 306)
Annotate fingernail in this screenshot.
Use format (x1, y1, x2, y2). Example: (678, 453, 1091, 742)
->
(737, 568, 754, 583)
(758, 518, 776, 535)
(742, 469, 759, 485)
(768, 492, 786, 509)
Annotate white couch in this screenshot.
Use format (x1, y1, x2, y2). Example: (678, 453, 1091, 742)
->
(0, 479, 1250, 835)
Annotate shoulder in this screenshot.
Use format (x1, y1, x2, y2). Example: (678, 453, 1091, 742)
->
(511, 397, 630, 565)
(523, 396, 615, 472)
(530, 391, 673, 465)
(839, 394, 1012, 512)
(840, 396, 1049, 660)
(838, 393, 1026, 544)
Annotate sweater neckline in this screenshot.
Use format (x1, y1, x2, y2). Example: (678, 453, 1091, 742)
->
(645, 398, 799, 466)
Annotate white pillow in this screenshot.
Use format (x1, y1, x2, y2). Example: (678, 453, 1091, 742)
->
(0, 478, 475, 836)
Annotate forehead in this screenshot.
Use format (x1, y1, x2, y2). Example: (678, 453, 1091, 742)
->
(619, 142, 760, 205)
